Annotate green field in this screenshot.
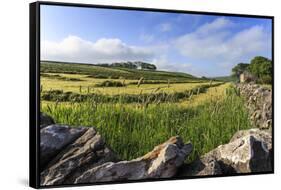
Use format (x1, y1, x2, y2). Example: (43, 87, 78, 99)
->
(40, 61, 251, 161)
(41, 61, 197, 81)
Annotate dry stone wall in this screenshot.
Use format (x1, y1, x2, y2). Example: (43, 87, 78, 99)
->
(236, 83, 272, 129)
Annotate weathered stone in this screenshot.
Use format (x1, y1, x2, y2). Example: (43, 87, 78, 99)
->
(262, 120, 272, 129)
(40, 112, 55, 129)
(178, 153, 223, 176)
(213, 132, 272, 173)
(253, 88, 263, 96)
(180, 129, 272, 176)
(230, 128, 272, 151)
(40, 125, 87, 170)
(41, 127, 117, 186)
(75, 136, 192, 183)
(236, 83, 272, 129)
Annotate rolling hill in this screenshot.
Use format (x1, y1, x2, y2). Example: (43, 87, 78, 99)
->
(41, 61, 199, 81)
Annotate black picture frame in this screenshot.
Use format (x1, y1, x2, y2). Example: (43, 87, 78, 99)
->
(30, 1, 274, 189)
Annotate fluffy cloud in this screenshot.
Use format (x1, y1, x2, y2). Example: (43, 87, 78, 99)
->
(196, 17, 233, 35)
(174, 17, 271, 75)
(41, 17, 271, 77)
(152, 55, 193, 74)
(41, 35, 155, 63)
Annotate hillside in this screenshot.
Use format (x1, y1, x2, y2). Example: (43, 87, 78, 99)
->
(41, 61, 198, 81)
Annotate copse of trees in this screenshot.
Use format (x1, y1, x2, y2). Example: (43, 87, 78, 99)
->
(232, 63, 249, 78)
(232, 56, 272, 84)
(136, 61, 157, 70)
(95, 61, 157, 71)
(248, 56, 272, 84)
(111, 62, 138, 69)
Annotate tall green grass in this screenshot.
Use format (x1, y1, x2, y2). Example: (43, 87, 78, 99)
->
(41, 86, 251, 162)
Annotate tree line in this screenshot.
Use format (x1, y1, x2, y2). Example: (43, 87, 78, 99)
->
(232, 56, 272, 84)
(95, 61, 157, 70)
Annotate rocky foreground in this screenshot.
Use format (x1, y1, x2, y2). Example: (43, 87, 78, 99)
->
(40, 83, 273, 186)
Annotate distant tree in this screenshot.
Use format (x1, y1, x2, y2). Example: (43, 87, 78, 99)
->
(109, 61, 157, 70)
(231, 63, 249, 78)
(95, 63, 110, 67)
(136, 62, 157, 70)
(201, 76, 208, 80)
(248, 56, 272, 83)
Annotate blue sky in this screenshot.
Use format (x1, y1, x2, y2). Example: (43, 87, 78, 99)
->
(41, 5, 272, 77)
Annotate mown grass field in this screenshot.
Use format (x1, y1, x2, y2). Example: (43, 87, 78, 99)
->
(41, 72, 218, 95)
(40, 61, 251, 162)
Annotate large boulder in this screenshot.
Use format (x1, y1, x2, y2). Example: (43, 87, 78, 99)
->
(179, 129, 272, 176)
(213, 133, 272, 173)
(40, 112, 55, 129)
(40, 124, 87, 170)
(229, 128, 272, 149)
(41, 127, 117, 186)
(75, 136, 192, 183)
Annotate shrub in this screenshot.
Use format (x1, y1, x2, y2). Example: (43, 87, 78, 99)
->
(86, 74, 108, 79)
(95, 80, 126, 87)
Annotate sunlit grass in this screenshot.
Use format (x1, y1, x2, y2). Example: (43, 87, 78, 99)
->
(41, 84, 251, 161)
(177, 83, 231, 108)
(40, 66, 251, 162)
(41, 73, 216, 95)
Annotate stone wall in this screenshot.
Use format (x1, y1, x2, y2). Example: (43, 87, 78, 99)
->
(236, 83, 272, 129)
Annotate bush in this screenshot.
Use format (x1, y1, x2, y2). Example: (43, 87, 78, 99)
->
(248, 56, 272, 83)
(95, 80, 126, 87)
(259, 75, 272, 84)
(108, 75, 120, 79)
(232, 56, 272, 84)
(86, 74, 108, 79)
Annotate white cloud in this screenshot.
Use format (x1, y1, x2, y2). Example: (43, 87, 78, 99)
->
(152, 55, 193, 74)
(41, 17, 271, 77)
(159, 23, 172, 32)
(41, 35, 155, 63)
(196, 17, 233, 35)
(174, 17, 271, 75)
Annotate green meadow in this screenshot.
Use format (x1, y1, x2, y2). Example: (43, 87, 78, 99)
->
(41, 61, 251, 161)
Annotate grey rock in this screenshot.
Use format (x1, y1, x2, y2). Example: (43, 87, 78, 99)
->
(41, 127, 117, 186)
(253, 88, 263, 96)
(180, 129, 272, 176)
(178, 152, 223, 176)
(230, 128, 272, 152)
(40, 112, 55, 129)
(40, 124, 87, 170)
(75, 136, 192, 183)
(236, 83, 272, 129)
(212, 129, 272, 173)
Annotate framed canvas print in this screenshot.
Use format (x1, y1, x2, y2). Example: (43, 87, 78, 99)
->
(29, 1, 274, 188)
